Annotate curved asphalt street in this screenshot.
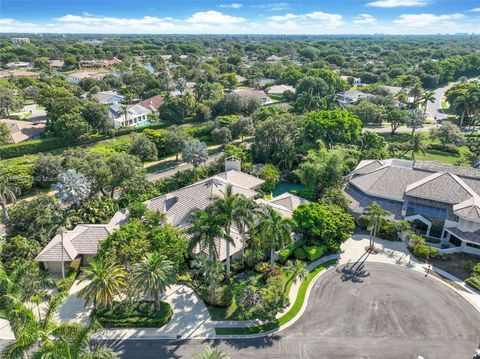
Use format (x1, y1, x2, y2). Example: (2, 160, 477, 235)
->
(103, 263, 480, 359)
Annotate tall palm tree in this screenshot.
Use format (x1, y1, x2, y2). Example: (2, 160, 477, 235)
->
(409, 134, 427, 162)
(0, 165, 17, 221)
(77, 257, 127, 310)
(453, 89, 479, 127)
(259, 206, 293, 269)
(283, 260, 308, 295)
(409, 85, 423, 107)
(406, 108, 425, 136)
(183, 92, 196, 115)
(33, 321, 118, 359)
(364, 202, 390, 251)
(132, 252, 175, 310)
(419, 90, 435, 112)
(194, 346, 232, 359)
(189, 209, 224, 261)
(191, 255, 225, 304)
(4, 294, 63, 359)
(232, 199, 260, 265)
(210, 185, 249, 277)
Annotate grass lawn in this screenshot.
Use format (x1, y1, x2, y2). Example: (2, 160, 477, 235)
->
(215, 259, 337, 335)
(380, 132, 467, 165)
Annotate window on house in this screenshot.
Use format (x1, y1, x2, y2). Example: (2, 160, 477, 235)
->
(466, 242, 480, 249)
(406, 203, 446, 220)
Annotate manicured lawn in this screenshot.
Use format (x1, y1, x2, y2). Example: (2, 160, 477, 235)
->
(215, 259, 337, 335)
(93, 300, 172, 328)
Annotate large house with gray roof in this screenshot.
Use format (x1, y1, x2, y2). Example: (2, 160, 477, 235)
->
(345, 159, 480, 255)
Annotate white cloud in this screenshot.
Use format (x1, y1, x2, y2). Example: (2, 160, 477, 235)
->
(55, 14, 165, 26)
(186, 11, 245, 24)
(305, 12, 343, 23)
(367, 0, 430, 8)
(218, 3, 242, 9)
(354, 14, 378, 25)
(252, 2, 289, 11)
(267, 13, 298, 22)
(471, 8, 480, 12)
(394, 13, 465, 27)
(0, 18, 15, 25)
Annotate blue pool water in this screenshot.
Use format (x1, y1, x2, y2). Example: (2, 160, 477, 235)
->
(137, 120, 152, 127)
(272, 182, 304, 197)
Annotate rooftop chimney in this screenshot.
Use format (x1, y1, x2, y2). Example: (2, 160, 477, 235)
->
(225, 156, 241, 172)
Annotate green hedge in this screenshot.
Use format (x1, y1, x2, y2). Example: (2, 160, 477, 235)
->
(466, 276, 480, 292)
(303, 245, 327, 262)
(93, 300, 172, 328)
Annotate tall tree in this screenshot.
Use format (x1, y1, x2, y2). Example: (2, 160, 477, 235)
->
(0, 164, 17, 221)
(259, 206, 293, 269)
(182, 139, 208, 168)
(78, 257, 127, 309)
(409, 134, 427, 162)
(364, 202, 390, 251)
(189, 210, 224, 261)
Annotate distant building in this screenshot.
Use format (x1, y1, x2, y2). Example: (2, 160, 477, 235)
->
(94, 91, 124, 105)
(49, 60, 65, 69)
(81, 40, 103, 46)
(337, 90, 373, 105)
(0, 70, 39, 79)
(80, 58, 121, 69)
(137, 95, 164, 113)
(67, 72, 107, 84)
(266, 55, 282, 62)
(1, 119, 45, 144)
(233, 89, 272, 105)
(258, 78, 275, 87)
(5, 62, 31, 69)
(266, 85, 296, 96)
(11, 38, 30, 45)
(340, 75, 362, 86)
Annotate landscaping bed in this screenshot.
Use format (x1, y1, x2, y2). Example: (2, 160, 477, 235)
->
(93, 300, 173, 328)
(428, 253, 480, 280)
(215, 259, 337, 335)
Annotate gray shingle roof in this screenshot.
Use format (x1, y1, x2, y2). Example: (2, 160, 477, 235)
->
(36, 225, 112, 262)
(405, 172, 476, 204)
(445, 226, 480, 245)
(344, 185, 404, 220)
(145, 173, 260, 228)
(453, 196, 480, 223)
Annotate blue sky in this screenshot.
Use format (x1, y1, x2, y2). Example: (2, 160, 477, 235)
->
(1, 0, 479, 34)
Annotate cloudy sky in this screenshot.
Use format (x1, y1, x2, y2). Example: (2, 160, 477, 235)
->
(1, 0, 479, 34)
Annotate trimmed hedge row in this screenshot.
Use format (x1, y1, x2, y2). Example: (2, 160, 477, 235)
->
(278, 243, 327, 263)
(93, 300, 173, 328)
(466, 276, 480, 292)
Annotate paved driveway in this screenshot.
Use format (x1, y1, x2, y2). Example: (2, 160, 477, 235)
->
(103, 262, 480, 359)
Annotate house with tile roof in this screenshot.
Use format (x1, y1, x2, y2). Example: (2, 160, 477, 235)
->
(345, 159, 480, 255)
(94, 91, 124, 105)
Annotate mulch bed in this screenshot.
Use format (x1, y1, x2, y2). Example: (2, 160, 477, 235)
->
(428, 253, 480, 280)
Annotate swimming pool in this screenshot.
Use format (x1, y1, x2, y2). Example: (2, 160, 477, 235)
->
(136, 120, 153, 127)
(272, 182, 304, 197)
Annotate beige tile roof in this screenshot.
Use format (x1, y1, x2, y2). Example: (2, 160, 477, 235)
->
(36, 225, 112, 262)
(145, 173, 260, 228)
(1, 119, 45, 143)
(216, 170, 265, 189)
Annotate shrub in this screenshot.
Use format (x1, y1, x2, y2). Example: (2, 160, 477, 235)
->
(427, 143, 459, 154)
(198, 285, 232, 307)
(231, 258, 245, 273)
(377, 220, 400, 241)
(255, 262, 271, 274)
(357, 215, 369, 229)
(277, 248, 291, 263)
(93, 300, 173, 328)
(293, 247, 307, 260)
(412, 244, 439, 259)
(67, 258, 81, 272)
(466, 276, 480, 292)
(303, 245, 327, 261)
(244, 248, 265, 269)
(176, 272, 192, 284)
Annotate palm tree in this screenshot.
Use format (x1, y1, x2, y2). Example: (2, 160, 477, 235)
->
(0, 165, 17, 221)
(364, 202, 390, 252)
(33, 321, 118, 359)
(406, 108, 425, 136)
(132, 252, 175, 310)
(283, 260, 308, 295)
(4, 294, 63, 359)
(183, 92, 196, 115)
(409, 134, 427, 162)
(453, 90, 478, 127)
(232, 200, 260, 265)
(258, 206, 293, 269)
(409, 85, 423, 107)
(210, 185, 249, 277)
(419, 90, 435, 113)
(191, 255, 225, 304)
(194, 346, 232, 359)
(189, 209, 224, 261)
(78, 257, 127, 309)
